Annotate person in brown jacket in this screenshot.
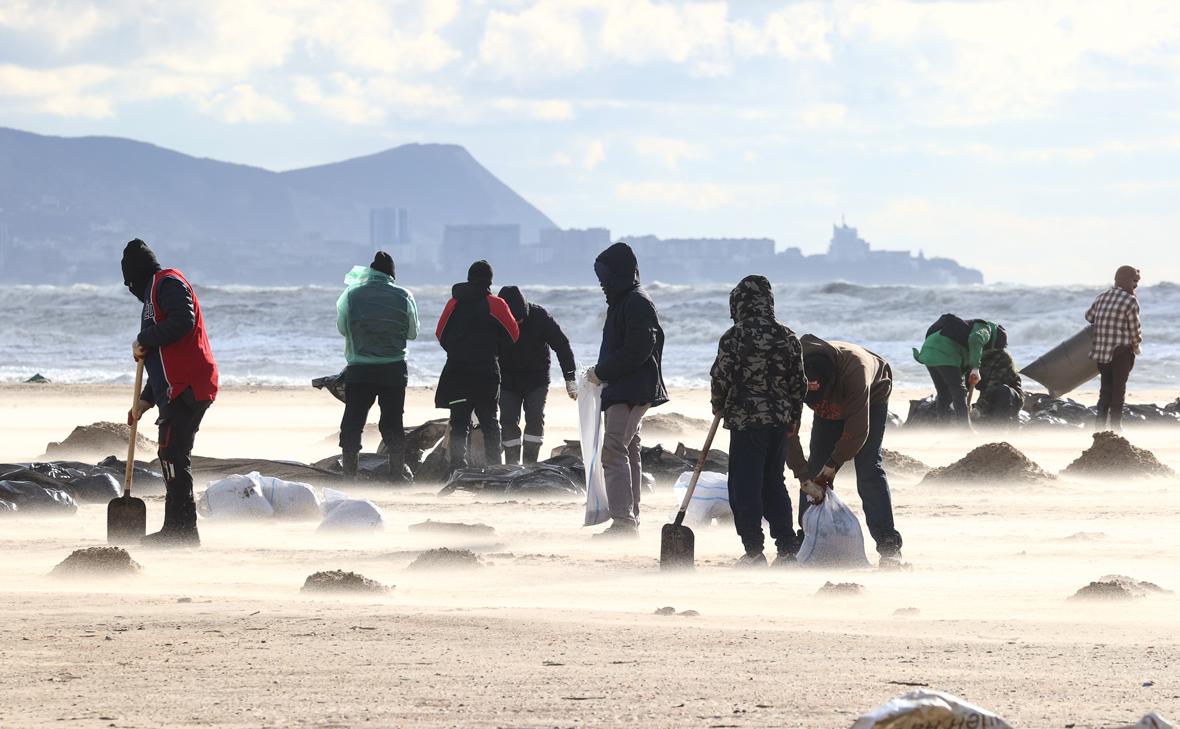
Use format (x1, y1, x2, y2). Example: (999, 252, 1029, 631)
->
(786, 334, 903, 564)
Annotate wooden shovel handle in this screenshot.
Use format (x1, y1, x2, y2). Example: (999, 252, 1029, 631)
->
(675, 414, 722, 517)
(125, 359, 144, 497)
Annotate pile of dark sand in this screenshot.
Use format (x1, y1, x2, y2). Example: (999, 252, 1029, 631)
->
(881, 449, 928, 477)
(1062, 432, 1175, 478)
(301, 570, 390, 594)
(44, 422, 157, 459)
(51, 547, 141, 578)
(407, 547, 483, 571)
(817, 581, 864, 597)
(1070, 575, 1169, 601)
(408, 520, 495, 535)
(921, 442, 1052, 484)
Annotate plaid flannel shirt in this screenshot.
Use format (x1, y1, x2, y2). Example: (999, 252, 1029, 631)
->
(1085, 287, 1142, 364)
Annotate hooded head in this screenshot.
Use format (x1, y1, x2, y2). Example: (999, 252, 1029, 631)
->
(990, 323, 1008, 351)
(498, 285, 528, 322)
(729, 275, 775, 323)
(802, 352, 835, 407)
(468, 259, 494, 290)
(121, 238, 161, 302)
(1115, 265, 1140, 293)
(370, 251, 395, 277)
(594, 242, 640, 300)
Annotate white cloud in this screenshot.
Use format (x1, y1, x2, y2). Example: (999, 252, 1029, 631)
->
(491, 97, 576, 121)
(582, 139, 606, 170)
(0, 0, 113, 50)
(631, 136, 704, 169)
(479, 3, 590, 79)
(200, 83, 291, 123)
(0, 64, 115, 118)
(294, 73, 459, 124)
(615, 179, 785, 211)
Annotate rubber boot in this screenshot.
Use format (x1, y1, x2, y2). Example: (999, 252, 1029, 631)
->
(522, 442, 542, 465)
(388, 451, 412, 484)
(342, 450, 359, 479)
(142, 491, 200, 548)
(504, 444, 521, 465)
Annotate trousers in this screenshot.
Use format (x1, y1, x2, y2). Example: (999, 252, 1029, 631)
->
(339, 373, 407, 455)
(727, 425, 796, 556)
(1096, 345, 1136, 430)
(449, 398, 502, 468)
(602, 403, 649, 525)
(157, 392, 210, 531)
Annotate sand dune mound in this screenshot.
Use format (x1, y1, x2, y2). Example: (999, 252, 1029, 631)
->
(1070, 575, 1169, 601)
(882, 449, 928, 476)
(407, 548, 482, 571)
(44, 422, 157, 460)
(817, 582, 864, 597)
(642, 412, 712, 436)
(51, 547, 141, 578)
(409, 520, 495, 535)
(302, 570, 390, 594)
(921, 442, 1052, 484)
(1062, 432, 1175, 478)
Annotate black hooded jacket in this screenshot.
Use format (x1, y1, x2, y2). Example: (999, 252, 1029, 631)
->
(593, 243, 668, 410)
(497, 286, 577, 392)
(434, 280, 519, 408)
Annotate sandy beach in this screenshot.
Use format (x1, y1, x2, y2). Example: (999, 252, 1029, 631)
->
(2, 382, 1179, 728)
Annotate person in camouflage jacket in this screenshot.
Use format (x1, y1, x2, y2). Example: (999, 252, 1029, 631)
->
(710, 275, 807, 566)
(975, 348, 1024, 423)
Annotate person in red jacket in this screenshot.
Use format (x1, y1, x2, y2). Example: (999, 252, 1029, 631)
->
(122, 239, 219, 548)
(435, 260, 519, 472)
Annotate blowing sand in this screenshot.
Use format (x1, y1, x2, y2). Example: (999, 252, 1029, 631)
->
(1, 382, 1179, 727)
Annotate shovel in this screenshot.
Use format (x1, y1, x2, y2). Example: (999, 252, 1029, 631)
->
(659, 414, 721, 571)
(107, 359, 147, 544)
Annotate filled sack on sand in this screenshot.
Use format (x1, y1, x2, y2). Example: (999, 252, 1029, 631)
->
(318, 491, 385, 532)
(197, 473, 274, 520)
(255, 474, 322, 519)
(671, 471, 731, 525)
(852, 689, 1012, 729)
(797, 490, 869, 567)
(439, 463, 584, 496)
(0, 480, 78, 515)
(187, 456, 336, 484)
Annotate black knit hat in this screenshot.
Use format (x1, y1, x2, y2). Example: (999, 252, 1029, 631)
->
(468, 259, 493, 287)
(121, 238, 161, 302)
(370, 251, 395, 277)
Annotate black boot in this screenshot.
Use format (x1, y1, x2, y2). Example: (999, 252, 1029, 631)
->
(504, 444, 521, 465)
(142, 491, 200, 548)
(342, 450, 359, 479)
(522, 442, 541, 465)
(388, 451, 412, 484)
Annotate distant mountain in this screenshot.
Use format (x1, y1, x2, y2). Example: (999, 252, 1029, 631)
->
(0, 127, 555, 284)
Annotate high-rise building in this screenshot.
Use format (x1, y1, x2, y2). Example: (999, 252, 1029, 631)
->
(370, 207, 409, 249)
(443, 224, 521, 265)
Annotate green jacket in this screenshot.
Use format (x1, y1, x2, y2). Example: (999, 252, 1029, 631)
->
(336, 266, 419, 370)
(913, 320, 997, 372)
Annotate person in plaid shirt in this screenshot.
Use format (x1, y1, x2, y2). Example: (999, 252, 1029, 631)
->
(1086, 266, 1142, 431)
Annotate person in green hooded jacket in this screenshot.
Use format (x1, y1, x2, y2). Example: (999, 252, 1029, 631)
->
(913, 314, 1005, 425)
(336, 252, 420, 481)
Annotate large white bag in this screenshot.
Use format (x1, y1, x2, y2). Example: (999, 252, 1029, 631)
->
(197, 473, 274, 520)
(671, 471, 731, 525)
(851, 689, 1013, 729)
(255, 475, 321, 520)
(578, 372, 610, 527)
(318, 489, 384, 531)
(797, 490, 869, 567)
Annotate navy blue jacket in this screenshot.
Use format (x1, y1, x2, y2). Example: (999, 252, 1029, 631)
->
(593, 243, 668, 410)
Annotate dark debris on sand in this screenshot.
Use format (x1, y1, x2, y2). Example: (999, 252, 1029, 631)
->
(407, 547, 483, 571)
(301, 570, 391, 594)
(51, 547, 141, 578)
(1070, 575, 1169, 601)
(817, 581, 864, 597)
(1063, 431, 1175, 478)
(921, 442, 1052, 484)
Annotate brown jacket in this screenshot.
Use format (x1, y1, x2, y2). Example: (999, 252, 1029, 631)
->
(787, 335, 892, 478)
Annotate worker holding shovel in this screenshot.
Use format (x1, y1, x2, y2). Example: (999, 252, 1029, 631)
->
(122, 239, 219, 548)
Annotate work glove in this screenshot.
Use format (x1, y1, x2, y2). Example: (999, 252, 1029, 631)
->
(127, 399, 152, 426)
(586, 367, 602, 386)
(800, 479, 826, 504)
(967, 368, 981, 388)
(132, 339, 147, 361)
(565, 379, 578, 400)
(816, 463, 837, 488)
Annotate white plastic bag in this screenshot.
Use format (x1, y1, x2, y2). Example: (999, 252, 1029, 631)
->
(255, 475, 321, 520)
(318, 498, 385, 531)
(578, 372, 610, 526)
(851, 689, 1013, 729)
(797, 490, 869, 567)
(197, 473, 274, 520)
(671, 471, 731, 525)
(1115, 714, 1175, 729)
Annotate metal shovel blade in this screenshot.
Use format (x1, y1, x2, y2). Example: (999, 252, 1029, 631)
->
(107, 494, 146, 545)
(659, 522, 695, 571)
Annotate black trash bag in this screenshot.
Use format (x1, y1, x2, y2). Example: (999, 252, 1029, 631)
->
(0, 480, 78, 514)
(439, 463, 584, 496)
(397, 419, 449, 464)
(97, 456, 165, 488)
(1033, 397, 1096, 426)
(550, 440, 582, 459)
(312, 373, 347, 403)
(0, 465, 71, 492)
(638, 444, 693, 482)
(0, 499, 16, 513)
(66, 473, 122, 502)
(905, 395, 941, 427)
(1125, 403, 1180, 424)
(0, 465, 120, 503)
(27, 461, 91, 482)
(674, 443, 729, 472)
(312, 453, 412, 482)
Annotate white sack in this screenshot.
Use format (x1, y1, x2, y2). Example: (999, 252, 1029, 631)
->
(798, 489, 869, 567)
(578, 372, 610, 527)
(197, 473, 274, 520)
(671, 471, 731, 525)
(1114, 713, 1175, 729)
(256, 474, 322, 520)
(851, 689, 1013, 729)
(318, 498, 385, 531)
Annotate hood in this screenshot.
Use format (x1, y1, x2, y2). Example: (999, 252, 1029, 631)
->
(121, 238, 161, 302)
(344, 265, 393, 287)
(729, 275, 776, 323)
(800, 334, 838, 406)
(452, 280, 489, 302)
(594, 242, 640, 299)
(498, 286, 528, 321)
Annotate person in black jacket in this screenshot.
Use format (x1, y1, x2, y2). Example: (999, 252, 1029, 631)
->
(587, 242, 668, 539)
(435, 261, 520, 471)
(497, 286, 577, 464)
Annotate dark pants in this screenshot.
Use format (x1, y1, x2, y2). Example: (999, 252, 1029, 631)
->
(500, 385, 547, 461)
(157, 394, 210, 531)
(727, 425, 796, 556)
(339, 374, 407, 456)
(928, 365, 969, 425)
(1096, 345, 1136, 431)
(449, 398, 502, 468)
(801, 403, 902, 555)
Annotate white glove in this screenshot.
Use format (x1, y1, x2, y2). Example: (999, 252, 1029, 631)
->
(967, 368, 981, 388)
(565, 379, 577, 400)
(800, 479, 826, 503)
(817, 463, 837, 486)
(586, 367, 602, 386)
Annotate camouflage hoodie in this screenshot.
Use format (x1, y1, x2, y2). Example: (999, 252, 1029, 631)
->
(709, 275, 807, 431)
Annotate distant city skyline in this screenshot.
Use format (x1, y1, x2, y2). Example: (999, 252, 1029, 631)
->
(3, 1, 1179, 283)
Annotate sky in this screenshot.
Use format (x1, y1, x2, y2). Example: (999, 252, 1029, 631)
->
(2, 0, 1180, 284)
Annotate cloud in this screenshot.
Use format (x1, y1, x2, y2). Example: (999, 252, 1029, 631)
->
(0, 0, 113, 50)
(293, 73, 459, 124)
(491, 97, 576, 121)
(199, 83, 291, 123)
(0, 64, 115, 118)
(479, 3, 590, 79)
(614, 180, 787, 211)
(582, 139, 606, 170)
(631, 136, 704, 169)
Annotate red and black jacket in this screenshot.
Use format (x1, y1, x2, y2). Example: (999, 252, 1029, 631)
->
(138, 269, 219, 406)
(434, 281, 519, 407)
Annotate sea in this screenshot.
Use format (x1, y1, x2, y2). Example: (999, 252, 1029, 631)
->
(1, 282, 1177, 394)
